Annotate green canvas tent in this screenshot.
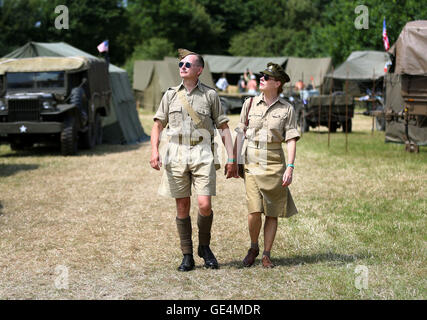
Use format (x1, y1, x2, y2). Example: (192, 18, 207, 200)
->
(133, 59, 214, 111)
(328, 51, 390, 80)
(3, 42, 148, 144)
(202, 55, 288, 74)
(326, 51, 391, 96)
(284, 57, 332, 91)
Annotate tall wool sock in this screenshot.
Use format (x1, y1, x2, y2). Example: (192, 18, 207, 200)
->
(197, 211, 213, 246)
(176, 216, 193, 255)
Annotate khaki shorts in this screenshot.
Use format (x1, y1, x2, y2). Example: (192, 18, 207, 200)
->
(158, 143, 216, 198)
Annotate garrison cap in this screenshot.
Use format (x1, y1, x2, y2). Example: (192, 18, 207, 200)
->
(262, 62, 290, 83)
(178, 48, 197, 60)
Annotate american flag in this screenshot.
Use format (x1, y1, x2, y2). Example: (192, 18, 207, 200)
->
(97, 40, 109, 53)
(382, 18, 390, 51)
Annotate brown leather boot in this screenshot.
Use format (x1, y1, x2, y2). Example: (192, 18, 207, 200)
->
(242, 248, 259, 267)
(262, 255, 275, 268)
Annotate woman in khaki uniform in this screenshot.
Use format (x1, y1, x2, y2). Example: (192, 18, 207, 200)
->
(234, 63, 300, 268)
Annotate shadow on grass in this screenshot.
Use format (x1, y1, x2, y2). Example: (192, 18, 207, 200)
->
(0, 141, 148, 158)
(0, 163, 40, 177)
(222, 252, 368, 269)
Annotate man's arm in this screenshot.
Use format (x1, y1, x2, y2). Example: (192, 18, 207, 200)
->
(282, 138, 296, 187)
(218, 122, 237, 179)
(150, 120, 164, 170)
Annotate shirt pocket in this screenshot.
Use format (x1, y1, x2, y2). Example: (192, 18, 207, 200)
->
(268, 112, 285, 141)
(168, 105, 182, 128)
(248, 112, 263, 129)
(195, 105, 212, 128)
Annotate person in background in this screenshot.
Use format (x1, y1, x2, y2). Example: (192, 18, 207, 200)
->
(215, 72, 229, 91)
(246, 74, 258, 95)
(294, 79, 305, 91)
(238, 75, 246, 93)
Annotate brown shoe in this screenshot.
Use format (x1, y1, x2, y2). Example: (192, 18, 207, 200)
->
(262, 255, 275, 268)
(242, 248, 259, 267)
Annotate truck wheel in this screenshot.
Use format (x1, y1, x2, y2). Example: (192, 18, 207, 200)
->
(329, 122, 338, 133)
(70, 87, 88, 126)
(94, 113, 103, 145)
(342, 119, 352, 133)
(61, 116, 78, 156)
(80, 120, 96, 149)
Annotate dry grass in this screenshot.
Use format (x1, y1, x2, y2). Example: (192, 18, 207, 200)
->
(0, 111, 425, 300)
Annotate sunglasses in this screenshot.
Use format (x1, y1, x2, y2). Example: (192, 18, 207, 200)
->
(261, 73, 276, 81)
(178, 61, 192, 68)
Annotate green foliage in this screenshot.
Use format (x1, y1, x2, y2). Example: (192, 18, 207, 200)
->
(1, 0, 427, 67)
(123, 38, 175, 81)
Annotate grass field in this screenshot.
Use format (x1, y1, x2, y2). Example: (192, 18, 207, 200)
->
(0, 112, 426, 300)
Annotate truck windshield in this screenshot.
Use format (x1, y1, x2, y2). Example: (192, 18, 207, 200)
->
(6, 72, 65, 89)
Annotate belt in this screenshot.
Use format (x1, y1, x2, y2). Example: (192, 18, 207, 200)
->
(170, 135, 207, 146)
(247, 141, 282, 150)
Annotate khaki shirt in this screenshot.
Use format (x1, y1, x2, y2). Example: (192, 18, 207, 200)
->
(154, 80, 229, 138)
(236, 93, 300, 143)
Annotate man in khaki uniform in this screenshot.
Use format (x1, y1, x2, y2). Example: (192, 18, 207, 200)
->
(150, 49, 236, 271)
(234, 62, 300, 268)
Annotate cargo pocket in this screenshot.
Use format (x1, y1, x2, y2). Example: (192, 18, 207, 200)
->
(169, 105, 182, 128)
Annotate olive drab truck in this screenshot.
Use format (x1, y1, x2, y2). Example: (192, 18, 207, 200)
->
(0, 56, 111, 155)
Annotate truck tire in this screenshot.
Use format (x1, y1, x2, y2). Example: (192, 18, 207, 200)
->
(61, 116, 78, 155)
(342, 119, 352, 133)
(94, 113, 103, 145)
(70, 87, 88, 126)
(329, 122, 338, 133)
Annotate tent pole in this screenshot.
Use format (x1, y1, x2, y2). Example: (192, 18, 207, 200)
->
(318, 71, 322, 134)
(328, 67, 334, 148)
(345, 69, 349, 153)
(372, 68, 376, 135)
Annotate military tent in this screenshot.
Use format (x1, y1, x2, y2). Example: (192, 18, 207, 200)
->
(203, 55, 288, 74)
(284, 57, 332, 91)
(326, 51, 391, 96)
(385, 21, 427, 146)
(3, 41, 147, 144)
(133, 59, 214, 111)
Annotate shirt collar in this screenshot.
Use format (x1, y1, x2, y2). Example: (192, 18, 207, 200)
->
(177, 79, 204, 93)
(258, 92, 280, 107)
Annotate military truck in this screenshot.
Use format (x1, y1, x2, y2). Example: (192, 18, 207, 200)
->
(218, 91, 256, 114)
(0, 56, 111, 155)
(295, 93, 354, 132)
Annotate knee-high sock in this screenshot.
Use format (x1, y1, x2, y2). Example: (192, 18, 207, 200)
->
(197, 211, 213, 246)
(176, 216, 193, 255)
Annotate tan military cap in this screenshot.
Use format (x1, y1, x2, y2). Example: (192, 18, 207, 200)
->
(262, 62, 290, 83)
(178, 48, 197, 60)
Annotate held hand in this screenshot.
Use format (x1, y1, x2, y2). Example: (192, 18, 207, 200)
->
(224, 163, 237, 179)
(150, 151, 161, 170)
(282, 167, 293, 187)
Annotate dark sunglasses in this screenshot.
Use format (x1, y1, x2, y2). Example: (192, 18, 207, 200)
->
(178, 61, 192, 68)
(261, 73, 276, 81)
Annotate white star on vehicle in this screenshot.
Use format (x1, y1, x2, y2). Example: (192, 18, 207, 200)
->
(19, 125, 27, 133)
